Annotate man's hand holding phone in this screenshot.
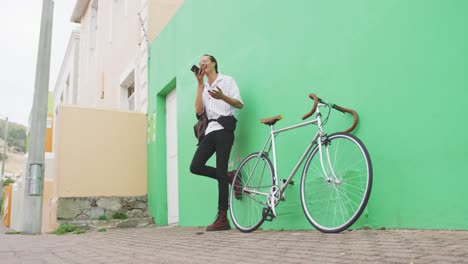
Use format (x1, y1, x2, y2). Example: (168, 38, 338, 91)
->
(191, 64, 204, 85)
(191, 65, 200, 74)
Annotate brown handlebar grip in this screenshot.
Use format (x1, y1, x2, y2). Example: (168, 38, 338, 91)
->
(333, 104, 359, 133)
(302, 93, 319, 120)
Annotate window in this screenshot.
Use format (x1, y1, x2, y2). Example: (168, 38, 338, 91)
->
(120, 68, 135, 111)
(127, 83, 135, 111)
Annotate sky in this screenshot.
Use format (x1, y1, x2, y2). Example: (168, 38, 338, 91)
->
(0, 1, 78, 126)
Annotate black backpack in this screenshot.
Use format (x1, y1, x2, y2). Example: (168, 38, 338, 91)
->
(194, 112, 209, 145)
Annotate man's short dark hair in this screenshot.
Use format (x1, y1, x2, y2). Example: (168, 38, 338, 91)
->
(204, 54, 218, 73)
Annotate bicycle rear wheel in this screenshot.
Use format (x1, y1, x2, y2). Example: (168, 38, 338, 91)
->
(230, 152, 275, 233)
(300, 132, 372, 233)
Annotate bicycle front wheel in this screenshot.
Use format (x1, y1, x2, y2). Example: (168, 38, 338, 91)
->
(230, 152, 275, 233)
(300, 132, 372, 233)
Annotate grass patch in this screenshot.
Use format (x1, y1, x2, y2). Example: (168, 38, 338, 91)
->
(97, 228, 107, 232)
(5, 231, 21, 235)
(55, 224, 78, 235)
(98, 215, 107, 220)
(3, 178, 15, 186)
(72, 229, 86, 234)
(112, 212, 128, 220)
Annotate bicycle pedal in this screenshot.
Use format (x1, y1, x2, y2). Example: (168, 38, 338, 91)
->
(262, 207, 276, 222)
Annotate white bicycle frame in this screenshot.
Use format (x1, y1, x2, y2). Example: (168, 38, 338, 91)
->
(243, 103, 340, 217)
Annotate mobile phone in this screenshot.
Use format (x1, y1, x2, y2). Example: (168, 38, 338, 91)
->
(191, 65, 200, 74)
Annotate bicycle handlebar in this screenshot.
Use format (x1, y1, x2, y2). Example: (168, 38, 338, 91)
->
(301, 93, 319, 120)
(301, 93, 359, 133)
(332, 104, 359, 133)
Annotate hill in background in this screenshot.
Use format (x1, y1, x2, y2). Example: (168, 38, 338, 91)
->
(0, 121, 27, 177)
(0, 121, 27, 154)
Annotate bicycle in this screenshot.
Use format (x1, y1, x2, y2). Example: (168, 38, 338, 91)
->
(229, 93, 373, 233)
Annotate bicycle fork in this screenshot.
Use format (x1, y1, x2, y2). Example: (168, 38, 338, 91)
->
(318, 135, 341, 185)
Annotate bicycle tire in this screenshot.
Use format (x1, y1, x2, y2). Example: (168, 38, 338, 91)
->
(300, 132, 372, 233)
(230, 152, 275, 233)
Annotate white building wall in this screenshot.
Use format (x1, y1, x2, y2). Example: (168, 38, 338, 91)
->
(75, 4, 94, 107)
(75, 0, 145, 113)
(53, 30, 80, 112)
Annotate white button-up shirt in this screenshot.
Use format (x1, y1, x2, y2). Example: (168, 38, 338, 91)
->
(203, 73, 243, 135)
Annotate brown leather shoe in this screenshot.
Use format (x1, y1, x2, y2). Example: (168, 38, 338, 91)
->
(206, 210, 231, 231)
(227, 170, 243, 200)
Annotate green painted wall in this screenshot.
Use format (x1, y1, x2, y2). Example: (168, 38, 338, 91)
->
(148, 0, 468, 230)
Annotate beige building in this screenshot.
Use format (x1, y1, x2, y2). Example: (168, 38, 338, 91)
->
(20, 0, 185, 233)
(71, 0, 145, 111)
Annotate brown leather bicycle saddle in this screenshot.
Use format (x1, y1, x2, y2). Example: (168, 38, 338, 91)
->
(260, 115, 283, 126)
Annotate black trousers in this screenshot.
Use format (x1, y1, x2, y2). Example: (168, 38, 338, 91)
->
(190, 129, 234, 211)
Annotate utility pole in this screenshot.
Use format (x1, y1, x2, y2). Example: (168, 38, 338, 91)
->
(0, 115, 8, 199)
(22, 0, 54, 234)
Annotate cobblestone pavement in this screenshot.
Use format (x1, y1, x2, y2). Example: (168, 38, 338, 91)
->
(1, 224, 468, 264)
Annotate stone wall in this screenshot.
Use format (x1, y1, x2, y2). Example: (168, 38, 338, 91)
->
(57, 195, 154, 229)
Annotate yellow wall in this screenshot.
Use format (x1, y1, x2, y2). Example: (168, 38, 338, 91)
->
(56, 105, 147, 197)
(2, 185, 12, 227)
(45, 114, 53, 152)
